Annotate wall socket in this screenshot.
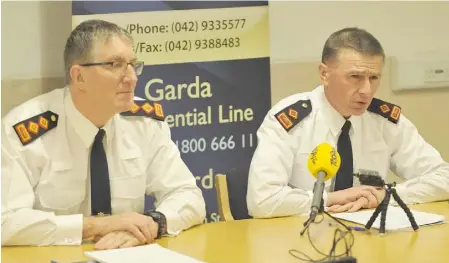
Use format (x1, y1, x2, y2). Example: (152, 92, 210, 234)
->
(424, 65, 449, 83)
(391, 57, 449, 91)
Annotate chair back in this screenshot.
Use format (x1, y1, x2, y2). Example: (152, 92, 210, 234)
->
(215, 168, 252, 221)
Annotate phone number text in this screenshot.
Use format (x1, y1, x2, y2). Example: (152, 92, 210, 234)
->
(174, 134, 254, 154)
(133, 37, 241, 54)
(172, 19, 246, 33)
(126, 19, 246, 35)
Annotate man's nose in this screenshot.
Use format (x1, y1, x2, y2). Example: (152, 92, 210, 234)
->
(123, 65, 138, 83)
(359, 78, 372, 96)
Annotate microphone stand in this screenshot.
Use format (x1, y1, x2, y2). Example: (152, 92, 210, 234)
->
(301, 198, 324, 236)
(364, 182, 419, 235)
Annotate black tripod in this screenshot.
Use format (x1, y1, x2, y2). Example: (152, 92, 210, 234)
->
(364, 182, 419, 235)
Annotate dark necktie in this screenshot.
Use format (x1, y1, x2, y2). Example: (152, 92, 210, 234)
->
(334, 120, 353, 191)
(90, 129, 112, 216)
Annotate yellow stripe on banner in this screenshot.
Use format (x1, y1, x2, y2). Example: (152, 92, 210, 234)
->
(72, 6, 269, 65)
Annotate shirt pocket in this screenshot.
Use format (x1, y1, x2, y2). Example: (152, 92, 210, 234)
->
(37, 161, 86, 213)
(110, 156, 147, 214)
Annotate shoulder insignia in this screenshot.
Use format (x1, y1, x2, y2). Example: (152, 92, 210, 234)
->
(120, 100, 165, 121)
(274, 99, 312, 132)
(13, 111, 58, 146)
(367, 98, 401, 124)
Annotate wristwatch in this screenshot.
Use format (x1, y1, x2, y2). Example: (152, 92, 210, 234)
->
(144, 210, 167, 238)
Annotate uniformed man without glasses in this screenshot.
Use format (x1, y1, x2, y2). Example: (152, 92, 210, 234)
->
(247, 27, 449, 218)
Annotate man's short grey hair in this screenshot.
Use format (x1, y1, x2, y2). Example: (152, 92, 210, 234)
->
(321, 27, 385, 64)
(63, 19, 133, 84)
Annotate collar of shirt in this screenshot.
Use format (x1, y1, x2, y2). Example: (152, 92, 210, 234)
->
(64, 89, 115, 149)
(311, 85, 361, 139)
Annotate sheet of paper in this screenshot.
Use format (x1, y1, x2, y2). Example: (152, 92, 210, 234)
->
(332, 206, 446, 231)
(84, 244, 206, 263)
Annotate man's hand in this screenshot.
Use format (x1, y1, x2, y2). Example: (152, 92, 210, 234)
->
(327, 196, 370, 213)
(94, 231, 143, 250)
(326, 186, 386, 213)
(83, 212, 159, 244)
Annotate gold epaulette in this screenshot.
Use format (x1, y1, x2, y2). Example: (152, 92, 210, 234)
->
(274, 99, 312, 132)
(367, 98, 401, 124)
(13, 111, 58, 146)
(120, 100, 165, 121)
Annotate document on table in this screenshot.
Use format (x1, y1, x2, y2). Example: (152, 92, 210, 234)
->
(84, 244, 206, 263)
(332, 206, 446, 231)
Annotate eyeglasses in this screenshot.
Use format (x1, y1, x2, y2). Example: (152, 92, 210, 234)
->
(79, 61, 144, 76)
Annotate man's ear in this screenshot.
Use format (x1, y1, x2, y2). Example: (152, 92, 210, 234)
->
(318, 63, 329, 86)
(69, 65, 85, 88)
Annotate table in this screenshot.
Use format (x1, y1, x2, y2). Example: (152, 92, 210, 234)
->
(2, 202, 449, 263)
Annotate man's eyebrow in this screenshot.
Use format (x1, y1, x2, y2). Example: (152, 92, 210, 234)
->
(346, 70, 365, 75)
(105, 55, 137, 62)
(347, 70, 381, 76)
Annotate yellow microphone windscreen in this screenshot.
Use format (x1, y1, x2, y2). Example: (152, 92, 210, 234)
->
(307, 142, 341, 181)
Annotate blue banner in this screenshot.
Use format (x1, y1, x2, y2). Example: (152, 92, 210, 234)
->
(73, 1, 271, 223)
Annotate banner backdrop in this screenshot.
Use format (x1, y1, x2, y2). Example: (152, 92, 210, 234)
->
(72, 1, 271, 223)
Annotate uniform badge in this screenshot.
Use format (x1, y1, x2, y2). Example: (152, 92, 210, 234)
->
(121, 100, 165, 121)
(274, 99, 312, 132)
(13, 111, 58, 146)
(367, 98, 401, 124)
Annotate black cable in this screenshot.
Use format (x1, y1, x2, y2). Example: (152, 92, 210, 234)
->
(289, 211, 355, 262)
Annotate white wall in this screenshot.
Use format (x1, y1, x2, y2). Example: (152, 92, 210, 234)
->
(1, 1, 72, 80)
(269, 1, 449, 63)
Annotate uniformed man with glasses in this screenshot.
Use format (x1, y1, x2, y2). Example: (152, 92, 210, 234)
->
(1, 19, 206, 250)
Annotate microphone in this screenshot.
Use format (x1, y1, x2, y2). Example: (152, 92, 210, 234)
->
(299, 143, 356, 261)
(307, 142, 341, 220)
